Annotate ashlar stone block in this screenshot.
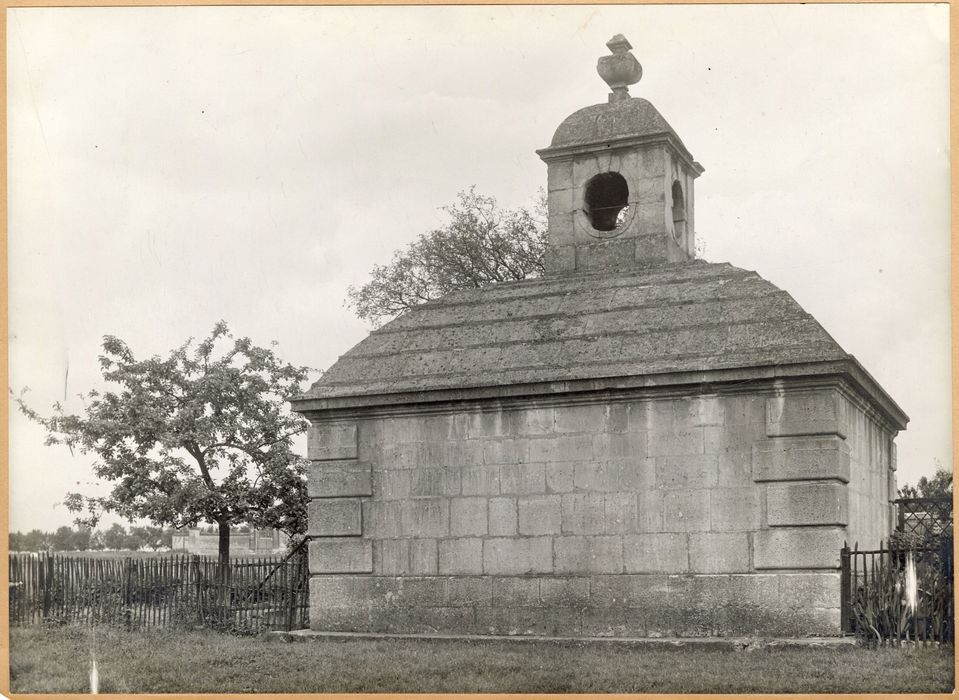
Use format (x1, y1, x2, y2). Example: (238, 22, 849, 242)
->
(554, 535, 624, 574)
(448, 577, 492, 607)
(753, 527, 844, 569)
(662, 490, 710, 532)
(689, 532, 750, 573)
(489, 497, 518, 536)
(410, 539, 438, 574)
(450, 497, 489, 537)
(518, 495, 562, 535)
(765, 391, 848, 438)
(482, 537, 553, 575)
(308, 422, 358, 461)
(561, 493, 606, 535)
(400, 499, 449, 538)
(309, 538, 373, 574)
(375, 539, 410, 574)
(623, 533, 688, 574)
(709, 488, 762, 531)
(308, 498, 362, 537)
(752, 436, 850, 483)
(767, 482, 848, 527)
(655, 454, 718, 489)
(500, 462, 546, 495)
(492, 577, 541, 607)
(308, 460, 372, 498)
(540, 577, 590, 607)
(438, 538, 483, 574)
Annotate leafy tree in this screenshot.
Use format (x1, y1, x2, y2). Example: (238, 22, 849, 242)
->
(102, 523, 130, 550)
(16, 322, 313, 564)
(51, 526, 74, 551)
(129, 525, 168, 551)
(22, 529, 51, 552)
(71, 526, 94, 551)
(898, 468, 953, 499)
(347, 188, 547, 326)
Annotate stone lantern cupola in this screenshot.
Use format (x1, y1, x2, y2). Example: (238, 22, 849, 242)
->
(537, 34, 704, 274)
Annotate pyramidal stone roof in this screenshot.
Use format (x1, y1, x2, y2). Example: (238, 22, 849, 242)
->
(547, 97, 696, 165)
(300, 261, 857, 402)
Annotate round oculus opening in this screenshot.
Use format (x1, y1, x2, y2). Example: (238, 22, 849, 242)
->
(584, 172, 629, 232)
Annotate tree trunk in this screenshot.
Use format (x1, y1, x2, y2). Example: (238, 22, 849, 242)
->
(217, 519, 231, 565)
(216, 518, 231, 624)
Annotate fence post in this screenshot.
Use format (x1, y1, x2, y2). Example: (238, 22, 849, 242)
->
(839, 543, 851, 633)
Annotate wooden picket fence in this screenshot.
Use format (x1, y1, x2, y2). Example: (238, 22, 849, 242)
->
(8, 545, 309, 633)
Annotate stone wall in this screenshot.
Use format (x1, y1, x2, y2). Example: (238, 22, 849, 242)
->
(171, 528, 288, 556)
(306, 384, 895, 637)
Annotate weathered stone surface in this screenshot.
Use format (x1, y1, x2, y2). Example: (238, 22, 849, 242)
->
(309, 539, 373, 574)
(662, 490, 710, 532)
(753, 528, 844, 569)
(308, 460, 372, 498)
(688, 533, 750, 573)
(518, 495, 562, 535)
(492, 577, 541, 607)
(546, 462, 575, 493)
(709, 488, 762, 531)
(766, 391, 848, 438)
(307, 499, 362, 537)
(561, 493, 606, 535)
(778, 572, 841, 609)
(488, 497, 517, 536)
(752, 436, 851, 483)
(450, 497, 488, 537)
(308, 422, 357, 460)
(400, 499, 449, 538)
(410, 468, 459, 497)
(438, 538, 483, 575)
(554, 403, 608, 434)
(410, 539, 438, 574)
(483, 537, 552, 575)
(767, 482, 848, 526)
(648, 429, 705, 457)
(296, 264, 855, 402)
(554, 535, 624, 574)
(540, 577, 590, 607)
(461, 465, 501, 495)
(375, 539, 410, 574)
(474, 607, 584, 637)
(604, 493, 638, 534)
(623, 533, 688, 573)
(500, 462, 546, 495)
(655, 454, 717, 489)
(447, 576, 492, 607)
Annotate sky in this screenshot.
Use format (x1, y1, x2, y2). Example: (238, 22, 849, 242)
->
(7, 4, 951, 533)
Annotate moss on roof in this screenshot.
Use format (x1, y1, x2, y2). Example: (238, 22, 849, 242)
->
(301, 261, 851, 401)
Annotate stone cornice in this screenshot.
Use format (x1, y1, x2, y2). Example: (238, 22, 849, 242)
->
(536, 132, 703, 176)
(292, 358, 908, 433)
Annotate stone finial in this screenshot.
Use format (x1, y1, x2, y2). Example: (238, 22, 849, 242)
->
(597, 34, 642, 103)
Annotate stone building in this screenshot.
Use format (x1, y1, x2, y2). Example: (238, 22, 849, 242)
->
(171, 528, 288, 556)
(291, 36, 907, 638)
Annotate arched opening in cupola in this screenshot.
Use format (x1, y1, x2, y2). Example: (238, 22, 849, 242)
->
(672, 180, 687, 240)
(584, 172, 629, 232)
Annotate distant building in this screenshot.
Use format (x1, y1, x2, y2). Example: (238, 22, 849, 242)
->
(292, 35, 907, 638)
(171, 528, 288, 556)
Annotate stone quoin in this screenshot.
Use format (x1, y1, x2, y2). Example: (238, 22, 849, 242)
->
(290, 35, 908, 638)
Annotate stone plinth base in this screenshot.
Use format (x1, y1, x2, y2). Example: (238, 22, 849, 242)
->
(310, 572, 840, 638)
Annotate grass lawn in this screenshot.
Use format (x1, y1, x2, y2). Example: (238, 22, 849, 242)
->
(8, 625, 955, 694)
